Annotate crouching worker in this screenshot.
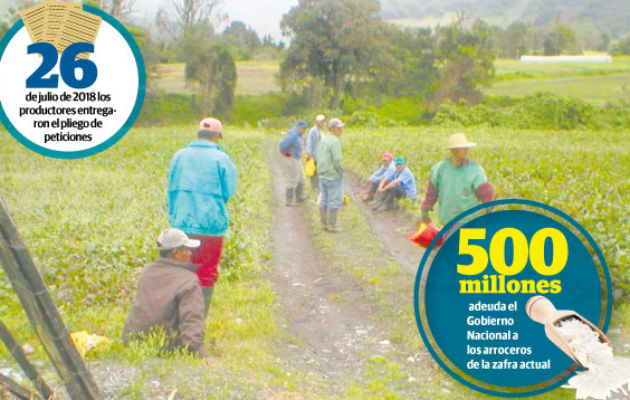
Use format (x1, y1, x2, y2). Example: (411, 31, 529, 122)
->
(122, 229, 207, 357)
(374, 157, 417, 211)
(363, 152, 395, 202)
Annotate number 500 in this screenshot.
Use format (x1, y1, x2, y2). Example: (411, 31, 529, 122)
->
(457, 228, 568, 276)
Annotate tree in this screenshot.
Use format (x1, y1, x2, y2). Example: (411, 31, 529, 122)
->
(500, 22, 531, 58)
(543, 25, 580, 55)
(612, 36, 630, 55)
(432, 18, 496, 105)
(185, 43, 236, 116)
(158, 0, 225, 41)
(221, 21, 261, 60)
(598, 33, 611, 52)
(153, 0, 236, 116)
(89, 0, 135, 19)
(368, 24, 438, 100)
(280, 0, 384, 110)
(0, 0, 36, 37)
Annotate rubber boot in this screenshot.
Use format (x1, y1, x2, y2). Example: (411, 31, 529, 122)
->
(363, 183, 378, 202)
(326, 209, 342, 232)
(286, 188, 296, 206)
(319, 207, 328, 229)
(371, 194, 384, 210)
(310, 174, 319, 192)
(376, 191, 395, 211)
(295, 183, 308, 203)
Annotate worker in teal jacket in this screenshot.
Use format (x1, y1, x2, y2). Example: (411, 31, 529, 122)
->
(168, 117, 237, 314)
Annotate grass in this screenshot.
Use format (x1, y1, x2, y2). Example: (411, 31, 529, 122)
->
(154, 60, 281, 96)
(154, 56, 629, 107)
(0, 127, 308, 399)
(487, 57, 630, 105)
(493, 56, 630, 78)
(342, 126, 630, 292)
(301, 177, 578, 400)
(486, 74, 629, 105)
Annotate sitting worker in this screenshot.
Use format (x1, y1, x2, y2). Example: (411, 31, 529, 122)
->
(374, 157, 417, 211)
(122, 228, 207, 357)
(362, 152, 395, 202)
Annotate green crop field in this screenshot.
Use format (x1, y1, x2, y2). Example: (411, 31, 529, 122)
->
(342, 126, 630, 296)
(1, 124, 628, 398)
(0, 127, 309, 398)
(493, 56, 630, 78)
(486, 57, 630, 104)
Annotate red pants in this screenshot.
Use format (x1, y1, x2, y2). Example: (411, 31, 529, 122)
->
(189, 235, 223, 288)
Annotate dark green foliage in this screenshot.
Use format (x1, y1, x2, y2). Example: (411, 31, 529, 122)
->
(280, 0, 384, 110)
(185, 42, 237, 116)
(433, 93, 630, 130)
(543, 25, 581, 55)
(612, 37, 630, 56)
(137, 92, 200, 126)
(220, 21, 262, 61)
(432, 19, 496, 105)
(230, 93, 308, 126)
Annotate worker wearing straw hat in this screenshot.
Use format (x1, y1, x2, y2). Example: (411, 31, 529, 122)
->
(421, 133, 494, 225)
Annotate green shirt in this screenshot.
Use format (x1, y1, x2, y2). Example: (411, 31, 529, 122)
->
(316, 134, 343, 179)
(430, 158, 488, 224)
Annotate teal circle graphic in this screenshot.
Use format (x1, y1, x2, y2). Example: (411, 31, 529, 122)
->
(0, 5, 146, 159)
(414, 199, 612, 397)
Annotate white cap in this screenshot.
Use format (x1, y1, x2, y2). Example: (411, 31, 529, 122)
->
(157, 229, 200, 250)
(315, 114, 326, 122)
(328, 118, 346, 129)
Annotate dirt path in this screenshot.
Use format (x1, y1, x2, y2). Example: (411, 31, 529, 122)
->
(344, 172, 425, 273)
(267, 143, 391, 395)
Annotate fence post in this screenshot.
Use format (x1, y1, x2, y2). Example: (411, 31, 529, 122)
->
(0, 197, 102, 400)
(0, 319, 54, 399)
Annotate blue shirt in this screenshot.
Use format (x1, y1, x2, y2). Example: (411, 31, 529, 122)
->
(369, 162, 395, 184)
(279, 127, 303, 158)
(305, 126, 323, 161)
(387, 166, 417, 198)
(168, 140, 238, 236)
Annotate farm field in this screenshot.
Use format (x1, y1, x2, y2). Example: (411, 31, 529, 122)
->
(486, 57, 630, 104)
(493, 56, 630, 78)
(154, 56, 630, 105)
(155, 60, 281, 96)
(342, 126, 630, 296)
(1, 124, 629, 399)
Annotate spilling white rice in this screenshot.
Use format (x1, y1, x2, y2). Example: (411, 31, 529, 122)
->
(557, 318, 630, 400)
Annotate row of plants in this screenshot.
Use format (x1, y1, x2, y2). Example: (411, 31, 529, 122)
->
(341, 127, 630, 299)
(0, 128, 302, 398)
(135, 90, 630, 132)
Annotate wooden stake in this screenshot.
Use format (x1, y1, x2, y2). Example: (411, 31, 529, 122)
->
(0, 197, 102, 400)
(0, 319, 54, 399)
(0, 373, 41, 400)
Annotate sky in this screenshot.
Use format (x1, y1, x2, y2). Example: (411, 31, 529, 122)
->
(132, 0, 298, 40)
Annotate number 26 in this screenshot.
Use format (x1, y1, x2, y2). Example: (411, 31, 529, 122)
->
(26, 42, 98, 89)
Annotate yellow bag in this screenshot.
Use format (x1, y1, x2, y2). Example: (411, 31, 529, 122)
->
(70, 331, 112, 357)
(304, 158, 316, 177)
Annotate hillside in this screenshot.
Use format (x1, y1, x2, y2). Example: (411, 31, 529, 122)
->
(381, 0, 630, 39)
